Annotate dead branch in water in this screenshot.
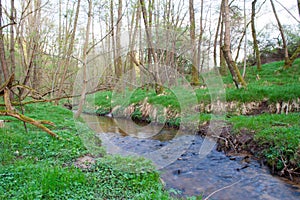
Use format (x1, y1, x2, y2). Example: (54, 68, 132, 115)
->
(204, 179, 241, 200)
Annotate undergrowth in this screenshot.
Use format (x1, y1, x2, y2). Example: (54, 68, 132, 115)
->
(0, 103, 174, 199)
(228, 113, 300, 174)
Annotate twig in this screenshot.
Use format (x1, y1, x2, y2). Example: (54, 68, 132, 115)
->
(204, 179, 241, 200)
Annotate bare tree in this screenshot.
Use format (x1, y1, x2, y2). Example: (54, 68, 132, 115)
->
(242, 0, 247, 77)
(189, 0, 199, 85)
(55, 0, 81, 104)
(197, 0, 204, 72)
(222, 0, 247, 88)
(270, 0, 300, 69)
(115, 0, 122, 78)
(75, 0, 93, 118)
(10, 0, 16, 76)
(0, 0, 9, 82)
(213, 6, 221, 67)
(270, 0, 288, 65)
(251, 0, 262, 70)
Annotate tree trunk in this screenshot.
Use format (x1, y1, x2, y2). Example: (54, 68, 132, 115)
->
(251, 0, 261, 71)
(32, 0, 41, 90)
(0, 0, 9, 82)
(128, 1, 140, 89)
(55, 0, 81, 105)
(219, 1, 227, 75)
(242, 0, 247, 78)
(284, 44, 300, 69)
(214, 8, 221, 67)
(222, 0, 247, 88)
(115, 0, 122, 78)
(270, 0, 289, 67)
(140, 0, 162, 93)
(189, 0, 199, 85)
(10, 0, 16, 76)
(197, 0, 204, 72)
(110, 0, 117, 81)
(75, 0, 92, 118)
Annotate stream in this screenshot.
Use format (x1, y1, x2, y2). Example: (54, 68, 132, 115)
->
(82, 114, 300, 199)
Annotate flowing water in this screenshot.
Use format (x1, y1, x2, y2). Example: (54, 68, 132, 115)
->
(82, 114, 300, 199)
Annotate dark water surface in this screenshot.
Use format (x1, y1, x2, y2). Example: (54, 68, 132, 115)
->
(82, 115, 300, 200)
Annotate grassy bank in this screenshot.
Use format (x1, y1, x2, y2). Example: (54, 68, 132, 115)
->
(92, 58, 300, 116)
(227, 113, 300, 175)
(0, 103, 174, 199)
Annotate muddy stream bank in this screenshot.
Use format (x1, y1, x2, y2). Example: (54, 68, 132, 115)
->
(82, 114, 300, 199)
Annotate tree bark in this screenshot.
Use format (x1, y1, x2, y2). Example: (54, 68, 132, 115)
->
(0, 0, 9, 82)
(55, 0, 81, 104)
(189, 0, 199, 85)
(140, 0, 162, 93)
(270, 0, 289, 67)
(251, 0, 262, 70)
(242, 0, 247, 78)
(222, 0, 247, 88)
(284, 44, 300, 69)
(10, 0, 16, 75)
(75, 0, 92, 118)
(197, 0, 204, 72)
(115, 0, 122, 78)
(219, 1, 227, 75)
(214, 8, 221, 68)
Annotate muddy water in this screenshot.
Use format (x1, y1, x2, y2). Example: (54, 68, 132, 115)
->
(82, 115, 300, 199)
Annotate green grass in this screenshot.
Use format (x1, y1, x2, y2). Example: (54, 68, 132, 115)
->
(0, 103, 173, 199)
(228, 113, 300, 172)
(93, 59, 300, 115)
(224, 58, 300, 102)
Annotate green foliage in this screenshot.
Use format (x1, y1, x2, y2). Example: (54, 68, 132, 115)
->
(228, 113, 300, 133)
(228, 113, 300, 172)
(0, 164, 89, 199)
(93, 90, 112, 115)
(255, 126, 300, 171)
(224, 58, 300, 102)
(0, 103, 87, 165)
(0, 103, 172, 199)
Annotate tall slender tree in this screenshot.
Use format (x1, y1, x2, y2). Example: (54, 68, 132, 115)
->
(251, 0, 261, 70)
(75, 0, 93, 118)
(55, 0, 81, 104)
(189, 0, 199, 85)
(270, 0, 300, 69)
(0, 0, 9, 82)
(222, 0, 246, 88)
(10, 0, 16, 76)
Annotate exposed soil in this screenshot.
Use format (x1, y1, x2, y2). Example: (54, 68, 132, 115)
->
(74, 154, 96, 169)
(197, 121, 300, 184)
